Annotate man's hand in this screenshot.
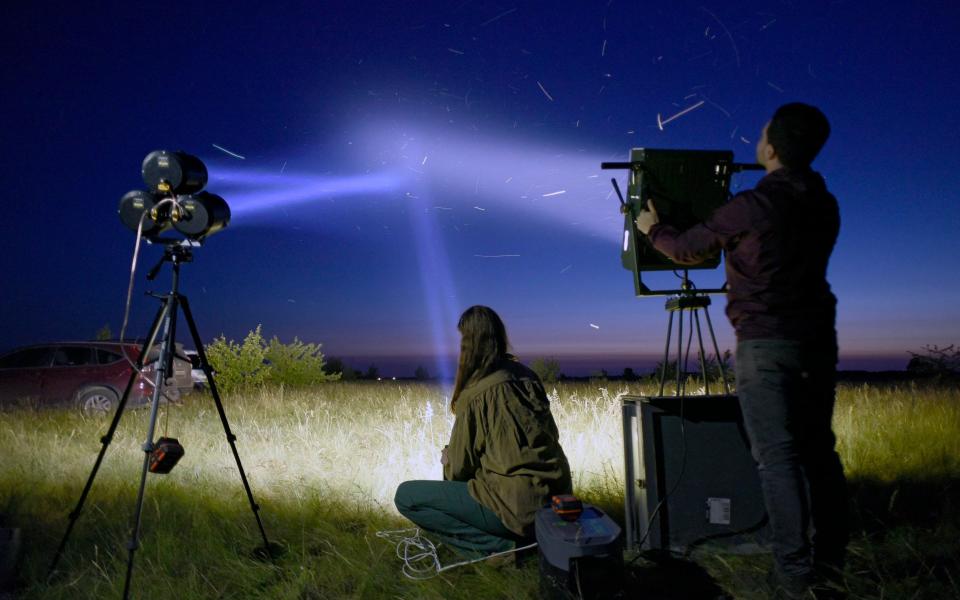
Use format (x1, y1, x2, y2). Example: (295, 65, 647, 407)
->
(441, 446, 449, 466)
(634, 200, 660, 235)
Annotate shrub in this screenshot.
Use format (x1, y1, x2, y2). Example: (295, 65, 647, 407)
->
(204, 326, 340, 392)
(530, 357, 562, 383)
(94, 323, 112, 341)
(265, 336, 340, 386)
(325, 357, 359, 380)
(907, 344, 960, 378)
(590, 368, 609, 381)
(205, 325, 269, 393)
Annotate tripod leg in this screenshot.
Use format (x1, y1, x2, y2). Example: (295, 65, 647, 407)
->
(692, 310, 711, 395)
(675, 307, 684, 396)
(49, 299, 170, 577)
(179, 295, 274, 555)
(123, 292, 180, 600)
(659, 310, 675, 396)
(702, 306, 730, 395)
(682, 311, 699, 396)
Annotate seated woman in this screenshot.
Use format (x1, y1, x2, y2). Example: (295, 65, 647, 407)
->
(394, 305, 572, 557)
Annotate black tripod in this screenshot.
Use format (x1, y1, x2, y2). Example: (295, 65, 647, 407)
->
(656, 272, 731, 397)
(49, 242, 273, 599)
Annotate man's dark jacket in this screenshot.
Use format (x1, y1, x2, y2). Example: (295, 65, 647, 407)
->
(648, 167, 839, 342)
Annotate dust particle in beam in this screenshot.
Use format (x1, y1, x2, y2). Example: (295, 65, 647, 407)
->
(766, 81, 784, 93)
(657, 100, 705, 130)
(536, 81, 554, 101)
(560, 265, 572, 274)
(211, 143, 245, 159)
(542, 190, 566, 197)
(448, 48, 464, 55)
(700, 6, 740, 68)
(473, 206, 486, 211)
(701, 95, 732, 118)
(740, 136, 751, 144)
(480, 7, 517, 27)
(590, 323, 600, 329)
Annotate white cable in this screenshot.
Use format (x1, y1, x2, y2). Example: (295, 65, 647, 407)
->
(375, 528, 538, 580)
(437, 541, 538, 574)
(118, 196, 184, 404)
(375, 528, 440, 579)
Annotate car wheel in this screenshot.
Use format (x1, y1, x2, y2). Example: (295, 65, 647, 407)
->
(77, 386, 118, 417)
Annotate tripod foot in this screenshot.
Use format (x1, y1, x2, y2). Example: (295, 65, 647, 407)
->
(251, 541, 286, 561)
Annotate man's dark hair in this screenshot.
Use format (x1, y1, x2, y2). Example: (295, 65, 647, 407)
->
(767, 103, 830, 168)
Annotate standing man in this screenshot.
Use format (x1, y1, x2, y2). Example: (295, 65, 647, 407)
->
(635, 103, 848, 598)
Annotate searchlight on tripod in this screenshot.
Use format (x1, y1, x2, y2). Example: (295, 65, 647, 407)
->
(118, 151, 231, 241)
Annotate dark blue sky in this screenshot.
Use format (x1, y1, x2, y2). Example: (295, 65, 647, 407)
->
(2, 1, 958, 377)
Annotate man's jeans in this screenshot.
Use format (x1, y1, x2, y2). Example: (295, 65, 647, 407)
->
(736, 339, 849, 580)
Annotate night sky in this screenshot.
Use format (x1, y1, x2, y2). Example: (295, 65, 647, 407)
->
(2, 1, 958, 378)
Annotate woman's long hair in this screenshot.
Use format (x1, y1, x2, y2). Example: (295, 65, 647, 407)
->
(450, 305, 510, 412)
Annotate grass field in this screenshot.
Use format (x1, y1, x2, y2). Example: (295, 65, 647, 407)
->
(1, 380, 958, 599)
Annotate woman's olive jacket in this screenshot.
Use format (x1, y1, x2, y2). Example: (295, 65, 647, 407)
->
(444, 359, 572, 536)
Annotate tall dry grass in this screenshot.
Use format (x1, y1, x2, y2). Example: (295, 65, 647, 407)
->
(1, 379, 957, 599)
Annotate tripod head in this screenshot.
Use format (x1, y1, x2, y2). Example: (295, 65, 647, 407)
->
(146, 239, 199, 281)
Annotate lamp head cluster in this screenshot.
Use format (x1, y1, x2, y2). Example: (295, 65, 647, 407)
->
(119, 150, 230, 241)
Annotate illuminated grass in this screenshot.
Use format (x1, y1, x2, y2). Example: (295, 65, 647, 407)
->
(834, 383, 960, 481)
(1, 380, 958, 598)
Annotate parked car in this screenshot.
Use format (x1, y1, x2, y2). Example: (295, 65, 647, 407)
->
(183, 350, 209, 390)
(0, 341, 193, 416)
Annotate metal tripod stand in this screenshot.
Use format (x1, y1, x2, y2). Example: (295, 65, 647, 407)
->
(656, 272, 731, 397)
(49, 242, 273, 599)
